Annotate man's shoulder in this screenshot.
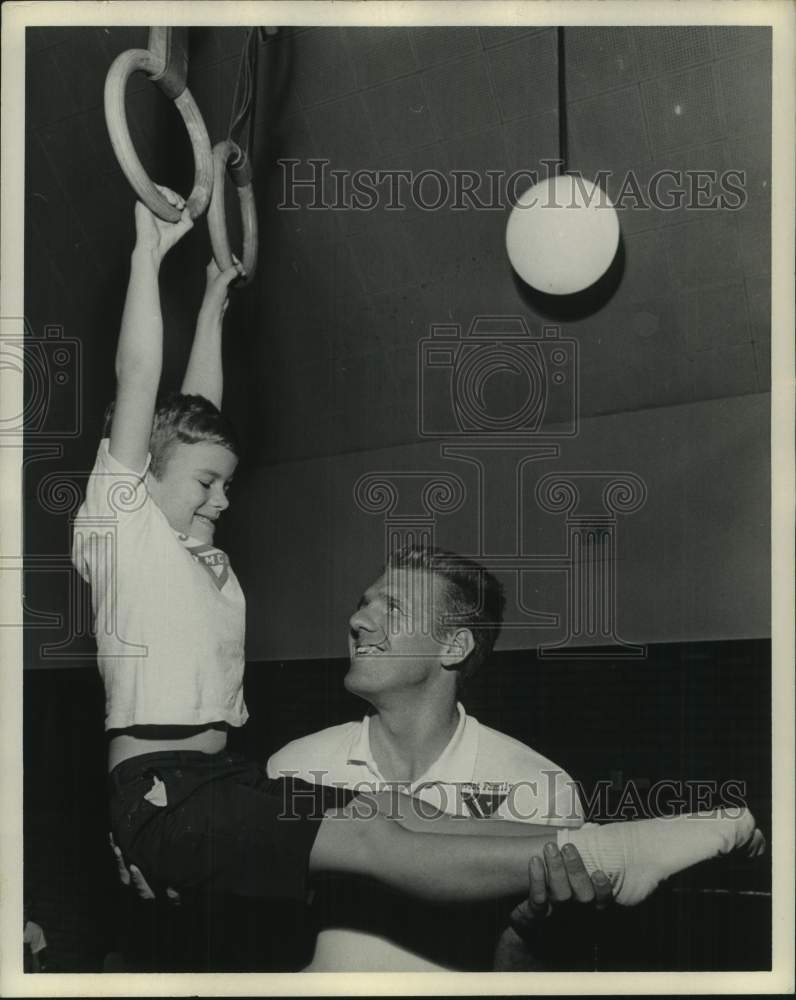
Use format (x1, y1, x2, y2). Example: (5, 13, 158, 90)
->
(267, 720, 362, 776)
(471, 716, 583, 824)
(473, 718, 570, 778)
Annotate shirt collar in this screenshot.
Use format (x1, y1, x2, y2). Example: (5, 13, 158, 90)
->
(347, 714, 377, 772)
(346, 703, 480, 787)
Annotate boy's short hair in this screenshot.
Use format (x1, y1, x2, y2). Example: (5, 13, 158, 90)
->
(103, 392, 240, 478)
(386, 544, 505, 686)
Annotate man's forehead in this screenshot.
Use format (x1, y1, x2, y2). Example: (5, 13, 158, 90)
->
(364, 568, 444, 603)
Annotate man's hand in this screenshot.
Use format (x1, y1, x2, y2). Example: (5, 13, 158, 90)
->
(133, 186, 193, 263)
(513, 841, 613, 927)
(109, 833, 180, 905)
(494, 842, 613, 971)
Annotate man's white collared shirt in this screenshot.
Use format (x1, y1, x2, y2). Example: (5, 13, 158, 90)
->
(268, 703, 583, 826)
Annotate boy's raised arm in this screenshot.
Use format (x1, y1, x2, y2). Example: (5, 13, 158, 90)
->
(109, 189, 193, 472)
(180, 258, 242, 408)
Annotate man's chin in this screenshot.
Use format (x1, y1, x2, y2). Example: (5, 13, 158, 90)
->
(343, 667, 367, 695)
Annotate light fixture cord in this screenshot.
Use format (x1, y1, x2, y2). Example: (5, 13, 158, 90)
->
(557, 26, 568, 174)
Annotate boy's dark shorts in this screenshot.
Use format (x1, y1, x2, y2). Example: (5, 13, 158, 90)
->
(109, 750, 352, 902)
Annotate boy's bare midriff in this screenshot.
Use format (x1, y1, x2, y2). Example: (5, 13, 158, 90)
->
(108, 724, 228, 772)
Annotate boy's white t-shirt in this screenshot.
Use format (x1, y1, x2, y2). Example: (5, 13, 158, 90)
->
(72, 439, 248, 731)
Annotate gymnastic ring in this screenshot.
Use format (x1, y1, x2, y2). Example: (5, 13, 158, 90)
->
(104, 48, 213, 222)
(208, 139, 258, 284)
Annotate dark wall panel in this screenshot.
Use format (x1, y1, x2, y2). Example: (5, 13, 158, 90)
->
(24, 639, 770, 972)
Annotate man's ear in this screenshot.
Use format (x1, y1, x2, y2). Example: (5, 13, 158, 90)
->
(441, 628, 474, 668)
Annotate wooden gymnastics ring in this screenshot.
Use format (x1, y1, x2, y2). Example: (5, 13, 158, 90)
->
(208, 139, 258, 284)
(104, 47, 213, 222)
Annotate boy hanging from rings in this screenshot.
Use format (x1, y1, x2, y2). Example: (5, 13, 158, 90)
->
(71, 188, 765, 920)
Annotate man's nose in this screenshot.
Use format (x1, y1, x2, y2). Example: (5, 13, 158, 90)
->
(349, 604, 378, 635)
(349, 607, 368, 633)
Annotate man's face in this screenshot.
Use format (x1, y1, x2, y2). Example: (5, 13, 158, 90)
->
(345, 567, 452, 698)
(147, 441, 237, 544)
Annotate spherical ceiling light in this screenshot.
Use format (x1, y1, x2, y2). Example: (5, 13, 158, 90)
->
(506, 174, 620, 295)
(505, 27, 621, 297)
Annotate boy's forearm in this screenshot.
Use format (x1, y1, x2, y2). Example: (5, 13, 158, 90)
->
(181, 304, 224, 406)
(116, 247, 163, 385)
(108, 246, 164, 470)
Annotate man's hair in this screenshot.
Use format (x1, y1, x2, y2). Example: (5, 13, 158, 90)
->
(386, 544, 505, 686)
(103, 392, 240, 478)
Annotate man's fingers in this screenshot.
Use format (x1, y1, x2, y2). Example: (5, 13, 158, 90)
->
(129, 865, 156, 901)
(109, 833, 131, 886)
(528, 856, 549, 915)
(591, 870, 614, 910)
(747, 828, 766, 857)
(165, 887, 182, 908)
(560, 842, 597, 903)
(543, 842, 573, 903)
(114, 852, 130, 886)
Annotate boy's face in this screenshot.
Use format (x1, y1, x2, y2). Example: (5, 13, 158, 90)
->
(147, 441, 237, 543)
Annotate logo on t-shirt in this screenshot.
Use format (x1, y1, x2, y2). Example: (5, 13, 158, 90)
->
(180, 538, 230, 591)
(459, 782, 509, 818)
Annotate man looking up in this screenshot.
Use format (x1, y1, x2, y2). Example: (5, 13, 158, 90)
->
(268, 544, 591, 970)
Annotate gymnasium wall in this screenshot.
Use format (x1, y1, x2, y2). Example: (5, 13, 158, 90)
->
(22, 390, 769, 669)
(227, 391, 771, 662)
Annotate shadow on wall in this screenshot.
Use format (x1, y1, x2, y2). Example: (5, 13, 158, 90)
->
(512, 235, 627, 322)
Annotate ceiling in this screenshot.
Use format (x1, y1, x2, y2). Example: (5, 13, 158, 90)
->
(25, 24, 771, 466)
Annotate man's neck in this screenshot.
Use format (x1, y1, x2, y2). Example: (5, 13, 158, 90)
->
(368, 695, 460, 784)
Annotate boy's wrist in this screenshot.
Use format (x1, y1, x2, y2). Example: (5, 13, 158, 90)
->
(197, 299, 226, 322)
(131, 244, 162, 271)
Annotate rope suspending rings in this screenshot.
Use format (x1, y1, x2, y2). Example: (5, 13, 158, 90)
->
(104, 27, 213, 222)
(208, 28, 260, 283)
